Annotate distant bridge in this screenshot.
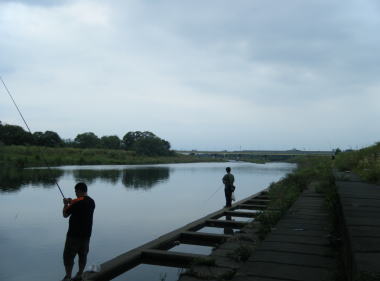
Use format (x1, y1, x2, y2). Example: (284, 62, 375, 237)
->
(177, 149, 333, 161)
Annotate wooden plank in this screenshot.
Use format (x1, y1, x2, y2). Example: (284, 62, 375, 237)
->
(180, 231, 232, 246)
(224, 210, 259, 218)
(206, 219, 248, 228)
(141, 249, 209, 268)
(238, 204, 267, 210)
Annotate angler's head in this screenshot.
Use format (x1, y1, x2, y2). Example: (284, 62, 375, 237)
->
(75, 182, 88, 197)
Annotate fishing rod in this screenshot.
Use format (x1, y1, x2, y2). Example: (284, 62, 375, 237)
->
(0, 76, 66, 198)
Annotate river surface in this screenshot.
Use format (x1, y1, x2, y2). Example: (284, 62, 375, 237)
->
(0, 161, 295, 281)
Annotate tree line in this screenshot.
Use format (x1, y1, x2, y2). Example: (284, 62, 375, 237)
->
(0, 121, 173, 156)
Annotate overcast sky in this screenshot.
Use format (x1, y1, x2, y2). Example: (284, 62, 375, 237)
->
(1, 0, 379, 151)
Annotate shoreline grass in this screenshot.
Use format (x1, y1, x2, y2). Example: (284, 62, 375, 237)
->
(0, 145, 224, 168)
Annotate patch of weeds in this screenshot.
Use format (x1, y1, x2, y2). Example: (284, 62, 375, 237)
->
(256, 211, 282, 240)
(191, 257, 216, 266)
(227, 245, 253, 262)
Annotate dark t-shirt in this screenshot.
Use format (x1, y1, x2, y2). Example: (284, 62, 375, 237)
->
(222, 173, 235, 191)
(66, 196, 95, 239)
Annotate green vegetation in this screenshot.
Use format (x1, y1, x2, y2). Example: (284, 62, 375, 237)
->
(334, 142, 380, 183)
(0, 121, 174, 156)
(0, 145, 222, 168)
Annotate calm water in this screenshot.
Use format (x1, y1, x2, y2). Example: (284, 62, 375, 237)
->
(0, 162, 295, 281)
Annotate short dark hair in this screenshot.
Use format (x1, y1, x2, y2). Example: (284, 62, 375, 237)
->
(75, 182, 87, 192)
(226, 167, 231, 172)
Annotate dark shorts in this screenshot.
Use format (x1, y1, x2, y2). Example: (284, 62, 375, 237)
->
(63, 236, 90, 267)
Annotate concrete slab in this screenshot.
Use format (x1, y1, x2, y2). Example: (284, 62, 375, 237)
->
(240, 261, 334, 281)
(278, 218, 328, 226)
(275, 221, 330, 231)
(270, 228, 329, 238)
(350, 237, 380, 252)
(345, 217, 380, 227)
(348, 226, 380, 237)
(259, 241, 333, 257)
(287, 209, 329, 216)
(355, 253, 380, 274)
(283, 213, 329, 220)
(343, 210, 380, 218)
(265, 233, 330, 246)
(250, 250, 335, 269)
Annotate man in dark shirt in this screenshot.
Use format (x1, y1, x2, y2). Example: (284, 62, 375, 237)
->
(62, 182, 95, 281)
(222, 167, 235, 207)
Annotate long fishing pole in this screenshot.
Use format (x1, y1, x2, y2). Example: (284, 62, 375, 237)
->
(0, 76, 66, 198)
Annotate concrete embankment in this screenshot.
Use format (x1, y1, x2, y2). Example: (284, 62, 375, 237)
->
(180, 172, 380, 281)
(335, 171, 380, 280)
(178, 183, 338, 281)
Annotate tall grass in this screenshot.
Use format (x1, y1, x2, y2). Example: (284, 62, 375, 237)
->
(334, 142, 380, 183)
(0, 145, 222, 168)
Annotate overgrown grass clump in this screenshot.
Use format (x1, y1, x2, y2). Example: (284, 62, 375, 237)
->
(334, 142, 380, 183)
(0, 145, 223, 168)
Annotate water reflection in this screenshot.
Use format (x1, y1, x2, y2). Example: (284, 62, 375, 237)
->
(122, 167, 169, 189)
(0, 167, 64, 192)
(0, 166, 170, 192)
(73, 169, 122, 185)
(223, 215, 234, 235)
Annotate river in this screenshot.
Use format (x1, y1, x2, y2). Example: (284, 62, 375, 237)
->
(0, 161, 295, 281)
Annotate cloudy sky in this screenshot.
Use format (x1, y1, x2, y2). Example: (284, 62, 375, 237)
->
(1, 0, 379, 151)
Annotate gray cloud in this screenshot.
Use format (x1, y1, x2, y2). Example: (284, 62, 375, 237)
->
(0, 0, 379, 150)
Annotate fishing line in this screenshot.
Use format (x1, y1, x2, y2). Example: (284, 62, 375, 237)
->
(0, 76, 66, 198)
(204, 184, 224, 202)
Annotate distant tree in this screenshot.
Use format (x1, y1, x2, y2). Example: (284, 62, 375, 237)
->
(100, 135, 121, 149)
(335, 148, 342, 155)
(33, 131, 63, 147)
(123, 131, 154, 150)
(0, 123, 33, 145)
(122, 131, 172, 156)
(74, 132, 100, 148)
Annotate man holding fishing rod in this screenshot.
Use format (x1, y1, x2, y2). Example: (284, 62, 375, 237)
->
(222, 167, 235, 207)
(62, 182, 95, 281)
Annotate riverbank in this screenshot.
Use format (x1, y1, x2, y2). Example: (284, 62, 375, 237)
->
(0, 145, 224, 168)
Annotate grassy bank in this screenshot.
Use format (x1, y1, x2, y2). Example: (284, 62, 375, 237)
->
(0, 145, 223, 168)
(334, 142, 380, 183)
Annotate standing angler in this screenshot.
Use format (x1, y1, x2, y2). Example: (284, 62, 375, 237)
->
(222, 167, 235, 208)
(62, 182, 95, 281)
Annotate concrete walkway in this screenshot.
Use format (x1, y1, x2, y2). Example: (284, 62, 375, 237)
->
(335, 172, 380, 280)
(231, 186, 336, 281)
(178, 184, 337, 281)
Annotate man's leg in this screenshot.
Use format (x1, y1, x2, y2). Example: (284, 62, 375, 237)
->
(63, 237, 76, 279)
(224, 189, 232, 207)
(74, 238, 90, 279)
